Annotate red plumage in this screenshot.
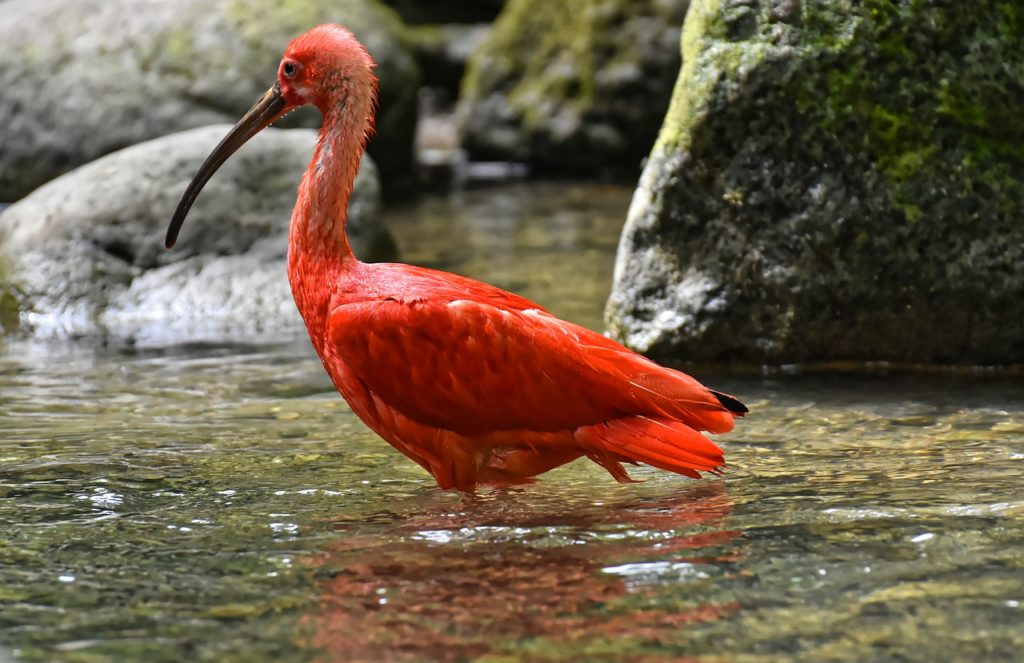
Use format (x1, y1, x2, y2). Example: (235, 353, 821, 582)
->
(167, 24, 746, 492)
(320, 263, 742, 491)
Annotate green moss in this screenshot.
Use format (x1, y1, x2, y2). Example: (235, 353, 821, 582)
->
(163, 30, 194, 62)
(463, 0, 600, 123)
(657, 0, 860, 151)
(693, 0, 1024, 214)
(461, 0, 691, 175)
(136, 26, 200, 77)
(707, 0, 1023, 198)
(18, 42, 40, 60)
(0, 252, 20, 333)
(653, 0, 721, 151)
(403, 23, 446, 51)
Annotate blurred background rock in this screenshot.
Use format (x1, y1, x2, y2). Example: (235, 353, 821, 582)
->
(0, 0, 418, 201)
(459, 0, 690, 179)
(0, 126, 387, 344)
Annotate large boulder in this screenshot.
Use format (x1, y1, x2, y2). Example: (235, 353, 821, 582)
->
(607, 0, 1024, 365)
(0, 0, 418, 202)
(0, 126, 393, 346)
(459, 0, 690, 177)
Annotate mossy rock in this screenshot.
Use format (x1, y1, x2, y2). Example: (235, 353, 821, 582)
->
(0, 0, 419, 201)
(607, 0, 1024, 365)
(405, 23, 492, 94)
(459, 0, 691, 177)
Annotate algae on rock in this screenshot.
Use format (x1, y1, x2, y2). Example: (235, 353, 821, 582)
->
(607, 0, 1024, 365)
(460, 0, 691, 177)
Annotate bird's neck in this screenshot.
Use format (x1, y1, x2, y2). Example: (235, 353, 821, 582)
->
(287, 101, 372, 350)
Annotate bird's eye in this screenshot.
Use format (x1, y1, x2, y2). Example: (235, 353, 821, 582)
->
(282, 61, 297, 78)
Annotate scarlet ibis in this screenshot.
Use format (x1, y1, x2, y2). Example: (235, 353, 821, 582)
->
(165, 24, 747, 491)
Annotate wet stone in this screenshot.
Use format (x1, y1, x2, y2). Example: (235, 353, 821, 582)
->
(0, 126, 392, 347)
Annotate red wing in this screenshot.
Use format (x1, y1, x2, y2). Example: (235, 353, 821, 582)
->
(326, 294, 736, 436)
(328, 298, 610, 433)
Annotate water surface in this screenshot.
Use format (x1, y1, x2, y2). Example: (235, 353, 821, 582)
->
(2, 182, 1022, 662)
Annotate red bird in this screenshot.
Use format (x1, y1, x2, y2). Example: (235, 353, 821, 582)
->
(166, 24, 747, 491)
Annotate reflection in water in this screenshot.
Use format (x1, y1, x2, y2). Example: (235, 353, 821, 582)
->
(307, 484, 740, 662)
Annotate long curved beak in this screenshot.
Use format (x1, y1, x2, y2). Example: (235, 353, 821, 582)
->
(165, 83, 289, 249)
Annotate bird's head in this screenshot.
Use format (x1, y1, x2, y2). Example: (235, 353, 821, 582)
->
(165, 24, 377, 249)
(276, 24, 377, 112)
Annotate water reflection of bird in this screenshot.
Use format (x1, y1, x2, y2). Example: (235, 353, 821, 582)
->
(165, 24, 747, 491)
(307, 483, 740, 661)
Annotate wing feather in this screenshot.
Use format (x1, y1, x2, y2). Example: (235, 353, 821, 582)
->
(327, 286, 737, 437)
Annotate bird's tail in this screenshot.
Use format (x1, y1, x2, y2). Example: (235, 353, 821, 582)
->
(576, 416, 725, 482)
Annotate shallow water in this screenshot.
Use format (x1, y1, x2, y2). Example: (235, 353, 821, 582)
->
(2, 182, 1023, 662)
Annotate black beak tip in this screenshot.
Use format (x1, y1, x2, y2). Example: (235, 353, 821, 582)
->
(162, 84, 285, 256)
(165, 206, 188, 249)
(164, 225, 180, 250)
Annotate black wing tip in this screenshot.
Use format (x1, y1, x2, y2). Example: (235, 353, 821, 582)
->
(711, 390, 748, 415)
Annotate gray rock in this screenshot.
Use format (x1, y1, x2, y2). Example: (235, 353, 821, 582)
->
(607, 0, 1024, 366)
(459, 0, 690, 177)
(0, 125, 392, 346)
(407, 23, 491, 95)
(0, 0, 418, 201)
